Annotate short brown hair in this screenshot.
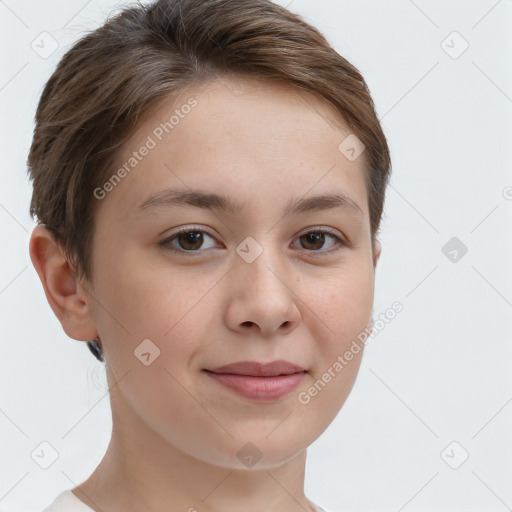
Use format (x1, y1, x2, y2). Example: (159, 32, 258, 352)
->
(28, 0, 391, 331)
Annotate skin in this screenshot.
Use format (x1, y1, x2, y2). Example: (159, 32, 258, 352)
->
(30, 77, 381, 512)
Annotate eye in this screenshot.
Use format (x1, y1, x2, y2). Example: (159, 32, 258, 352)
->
(292, 229, 347, 253)
(159, 227, 218, 254)
(159, 226, 349, 256)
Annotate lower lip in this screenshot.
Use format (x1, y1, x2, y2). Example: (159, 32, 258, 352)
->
(204, 371, 306, 401)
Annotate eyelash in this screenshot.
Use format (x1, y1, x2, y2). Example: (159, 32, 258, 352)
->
(158, 225, 350, 256)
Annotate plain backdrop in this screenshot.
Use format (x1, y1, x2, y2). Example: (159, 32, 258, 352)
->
(1, 1, 511, 511)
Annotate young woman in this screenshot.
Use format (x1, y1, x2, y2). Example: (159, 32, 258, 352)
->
(28, 0, 391, 510)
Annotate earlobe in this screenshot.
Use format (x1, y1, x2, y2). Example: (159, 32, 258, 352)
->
(29, 225, 97, 341)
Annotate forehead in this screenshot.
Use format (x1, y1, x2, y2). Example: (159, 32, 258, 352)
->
(98, 76, 369, 221)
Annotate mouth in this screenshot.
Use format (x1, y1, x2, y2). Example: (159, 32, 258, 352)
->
(203, 360, 307, 401)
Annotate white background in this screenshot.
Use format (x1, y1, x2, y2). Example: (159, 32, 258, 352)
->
(1, 1, 511, 511)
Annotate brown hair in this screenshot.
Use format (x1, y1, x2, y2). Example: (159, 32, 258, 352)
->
(27, 0, 391, 360)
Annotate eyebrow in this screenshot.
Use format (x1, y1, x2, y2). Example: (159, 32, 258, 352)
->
(137, 187, 363, 217)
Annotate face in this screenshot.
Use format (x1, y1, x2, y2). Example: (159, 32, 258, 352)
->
(85, 77, 379, 469)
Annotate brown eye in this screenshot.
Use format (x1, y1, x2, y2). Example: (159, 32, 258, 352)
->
(300, 232, 326, 250)
(160, 228, 217, 254)
(176, 231, 204, 250)
(294, 230, 346, 253)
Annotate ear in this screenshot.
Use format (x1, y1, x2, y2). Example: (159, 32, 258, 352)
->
(372, 239, 381, 268)
(29, 225, 97, 341)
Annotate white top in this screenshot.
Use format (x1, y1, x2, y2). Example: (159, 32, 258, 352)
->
(43, 490, 330, 512)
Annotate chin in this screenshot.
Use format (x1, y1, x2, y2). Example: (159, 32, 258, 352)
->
(207, 432, 310, 471)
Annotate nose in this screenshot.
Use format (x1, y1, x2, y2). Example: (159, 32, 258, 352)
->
(224, 247, 302, 338)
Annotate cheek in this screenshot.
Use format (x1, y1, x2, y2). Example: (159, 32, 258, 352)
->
(295, 260, 374, 427)
(92, 246, 225, 381)
(93, 243, 208, 336)
(305, 260, 375, 350)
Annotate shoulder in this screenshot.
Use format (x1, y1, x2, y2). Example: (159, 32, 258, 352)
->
(42, 490, 95, 512)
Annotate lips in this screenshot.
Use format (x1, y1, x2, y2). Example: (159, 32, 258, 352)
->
(203, 360, 307, 401)
(206, 360, 306, 377)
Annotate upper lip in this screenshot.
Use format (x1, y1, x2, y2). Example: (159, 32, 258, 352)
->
(205, 360, 306, 377)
